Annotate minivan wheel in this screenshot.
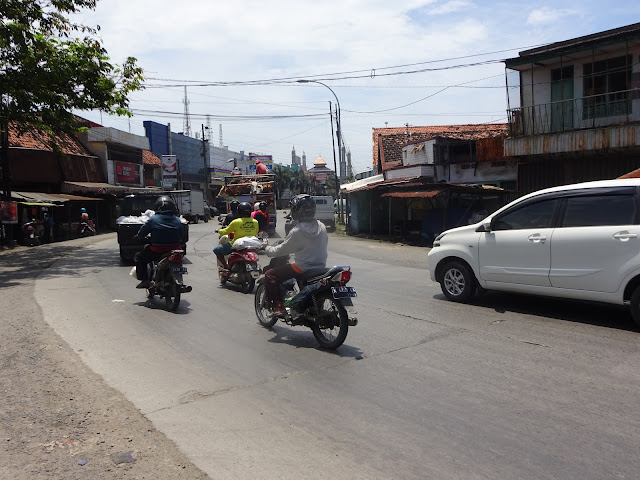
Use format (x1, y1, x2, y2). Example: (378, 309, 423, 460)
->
(440, 260, 476, 303)
(629, 287, 640, 328)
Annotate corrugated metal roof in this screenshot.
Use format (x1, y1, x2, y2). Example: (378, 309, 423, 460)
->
(506, 22, 640, 68)
(381, 191, 441, 198)
(13, 191, 68, 203)
(48, 193, 104, 201)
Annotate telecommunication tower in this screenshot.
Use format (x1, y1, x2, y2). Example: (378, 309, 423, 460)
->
(219, 124, 223, 147)
(205, 115, 212, 141)
(182, 86, 191, 137)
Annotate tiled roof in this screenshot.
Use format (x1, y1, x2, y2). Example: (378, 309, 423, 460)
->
(619, 168, 640, 179)
(372, 123, 508, 171)
(9, 122, 94, 157)
(142, 149, 161, 166)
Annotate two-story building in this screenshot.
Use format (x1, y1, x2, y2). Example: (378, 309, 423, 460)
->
(344, 124, 509, 241)
(504, 22, 640, 195)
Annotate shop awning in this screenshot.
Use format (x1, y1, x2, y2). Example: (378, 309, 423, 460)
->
(12, 191, 69, 203)
(20, 202, 59, 207)
(381, 190, 442, 198)
(48, 193, 104, 202)
(62, 181, 162, 196)
(62, 181, 130, 195)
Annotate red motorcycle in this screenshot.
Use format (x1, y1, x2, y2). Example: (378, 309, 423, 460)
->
(218, 234, 263, 293)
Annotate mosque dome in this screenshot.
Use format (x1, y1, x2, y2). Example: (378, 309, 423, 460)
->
(314, 155, 326, 166)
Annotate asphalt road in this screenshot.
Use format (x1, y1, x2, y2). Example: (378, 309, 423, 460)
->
(34, 213, 640, 479)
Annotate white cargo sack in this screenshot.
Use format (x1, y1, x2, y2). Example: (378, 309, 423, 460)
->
(231, 236, 262, 250)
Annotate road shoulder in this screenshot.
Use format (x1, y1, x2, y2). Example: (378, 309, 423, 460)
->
(0, 237, 209, 479)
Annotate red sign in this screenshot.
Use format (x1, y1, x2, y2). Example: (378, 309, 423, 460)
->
(1, 201, 18, 224)
(115, 161, 136, 183)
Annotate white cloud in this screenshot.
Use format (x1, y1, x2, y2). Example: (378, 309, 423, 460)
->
(71, 0, 626, 172)
(428, 1, 474, 15)
(527, 7, 577, 26)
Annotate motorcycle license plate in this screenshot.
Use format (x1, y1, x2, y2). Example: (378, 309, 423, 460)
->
(172, 267, 188, 274)
(250, 271, 260, 279)
(331, 286, 357, 299)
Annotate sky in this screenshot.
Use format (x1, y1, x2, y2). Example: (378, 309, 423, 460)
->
(74, 0, 640, 174)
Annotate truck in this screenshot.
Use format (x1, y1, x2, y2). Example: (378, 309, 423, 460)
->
(116, 191, 189, 264)
(174, 189, 206, 224)
(217, 174, 277, 235)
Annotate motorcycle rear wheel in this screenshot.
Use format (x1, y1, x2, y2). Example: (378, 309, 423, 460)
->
(254, 283, 277, 328)
(311, 294, 349, 350)
(165, 282, 181, 312)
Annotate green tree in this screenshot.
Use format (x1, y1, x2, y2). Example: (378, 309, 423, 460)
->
(325, 173, 338, 198)
(1, 0, 144, 198)
(273, 164, 292, 201)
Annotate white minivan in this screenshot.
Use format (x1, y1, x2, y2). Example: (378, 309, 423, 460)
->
(312, 196, 335, 230)
(428, 179, 640, 326)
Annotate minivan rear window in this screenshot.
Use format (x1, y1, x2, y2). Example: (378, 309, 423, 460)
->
(560, 195, 636, 227)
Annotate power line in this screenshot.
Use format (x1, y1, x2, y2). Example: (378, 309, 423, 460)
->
(143, 43, 547, 87)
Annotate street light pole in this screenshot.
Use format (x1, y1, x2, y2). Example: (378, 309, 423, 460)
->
(297, 79, 344, 224)
(201, 124, 209, 205)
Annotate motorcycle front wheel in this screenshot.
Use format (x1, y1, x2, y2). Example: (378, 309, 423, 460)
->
(165, 281, 181, 312)
(254, 283, 277, 328)
(311, 294, 349, 350)
(242, 275, 255, 294)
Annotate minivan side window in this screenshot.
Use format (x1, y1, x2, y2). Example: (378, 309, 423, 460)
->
(560, 194, 636, 227)
(493, 199, 558, 230)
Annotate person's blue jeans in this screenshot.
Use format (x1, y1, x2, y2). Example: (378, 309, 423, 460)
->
(213, 241, 232, 257)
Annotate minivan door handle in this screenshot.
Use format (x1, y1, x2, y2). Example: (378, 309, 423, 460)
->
(528, 234, 546, 244)
(613, 231, 638, 241)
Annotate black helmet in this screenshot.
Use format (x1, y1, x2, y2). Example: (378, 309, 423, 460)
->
(237, 202, 253, 218)
(155, 195, 177, 214)
(229, 200, 240, 214)
(290, 194, 316, 222)
(259, 201, 268, 211)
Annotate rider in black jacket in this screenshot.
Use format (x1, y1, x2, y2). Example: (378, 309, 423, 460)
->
(134, 196, 184, 289)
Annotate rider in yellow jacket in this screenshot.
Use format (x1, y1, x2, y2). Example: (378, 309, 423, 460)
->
(214, 201, 258, 268)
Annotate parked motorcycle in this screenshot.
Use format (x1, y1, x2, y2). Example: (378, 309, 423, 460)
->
(22, 219, 40, 246)
(143, 248, 192, 312)
(217, 235, 263, 293)
(254, 251, 358, 350)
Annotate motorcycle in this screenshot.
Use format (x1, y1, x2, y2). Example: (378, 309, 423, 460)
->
(217, 235, 263, 293)
(143, 248, 192, 312)
(22, 219, 40, 246)
(254, 251, 358, 350)
(79, 220, 96, 237)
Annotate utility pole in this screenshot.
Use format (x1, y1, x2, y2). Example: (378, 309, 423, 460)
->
(201, 124, 209, 205)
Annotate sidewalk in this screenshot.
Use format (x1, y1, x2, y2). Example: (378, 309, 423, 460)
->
(0, 234, 209, 479)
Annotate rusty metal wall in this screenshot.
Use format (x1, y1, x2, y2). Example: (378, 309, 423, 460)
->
(477, 137, 505, 162)
(59, 155, 104, 183)
(517, 154, 640, 196)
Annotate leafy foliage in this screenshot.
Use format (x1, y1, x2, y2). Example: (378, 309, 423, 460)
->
(0, 0, 144, 134)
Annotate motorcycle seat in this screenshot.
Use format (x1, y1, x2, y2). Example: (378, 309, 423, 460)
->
(297, 266, 344, 285)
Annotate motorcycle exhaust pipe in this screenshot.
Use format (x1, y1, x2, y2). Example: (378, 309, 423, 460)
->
(348, 317, 358, 326)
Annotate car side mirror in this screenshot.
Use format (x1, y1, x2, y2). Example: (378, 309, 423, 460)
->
(476, 220, 492, 233)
